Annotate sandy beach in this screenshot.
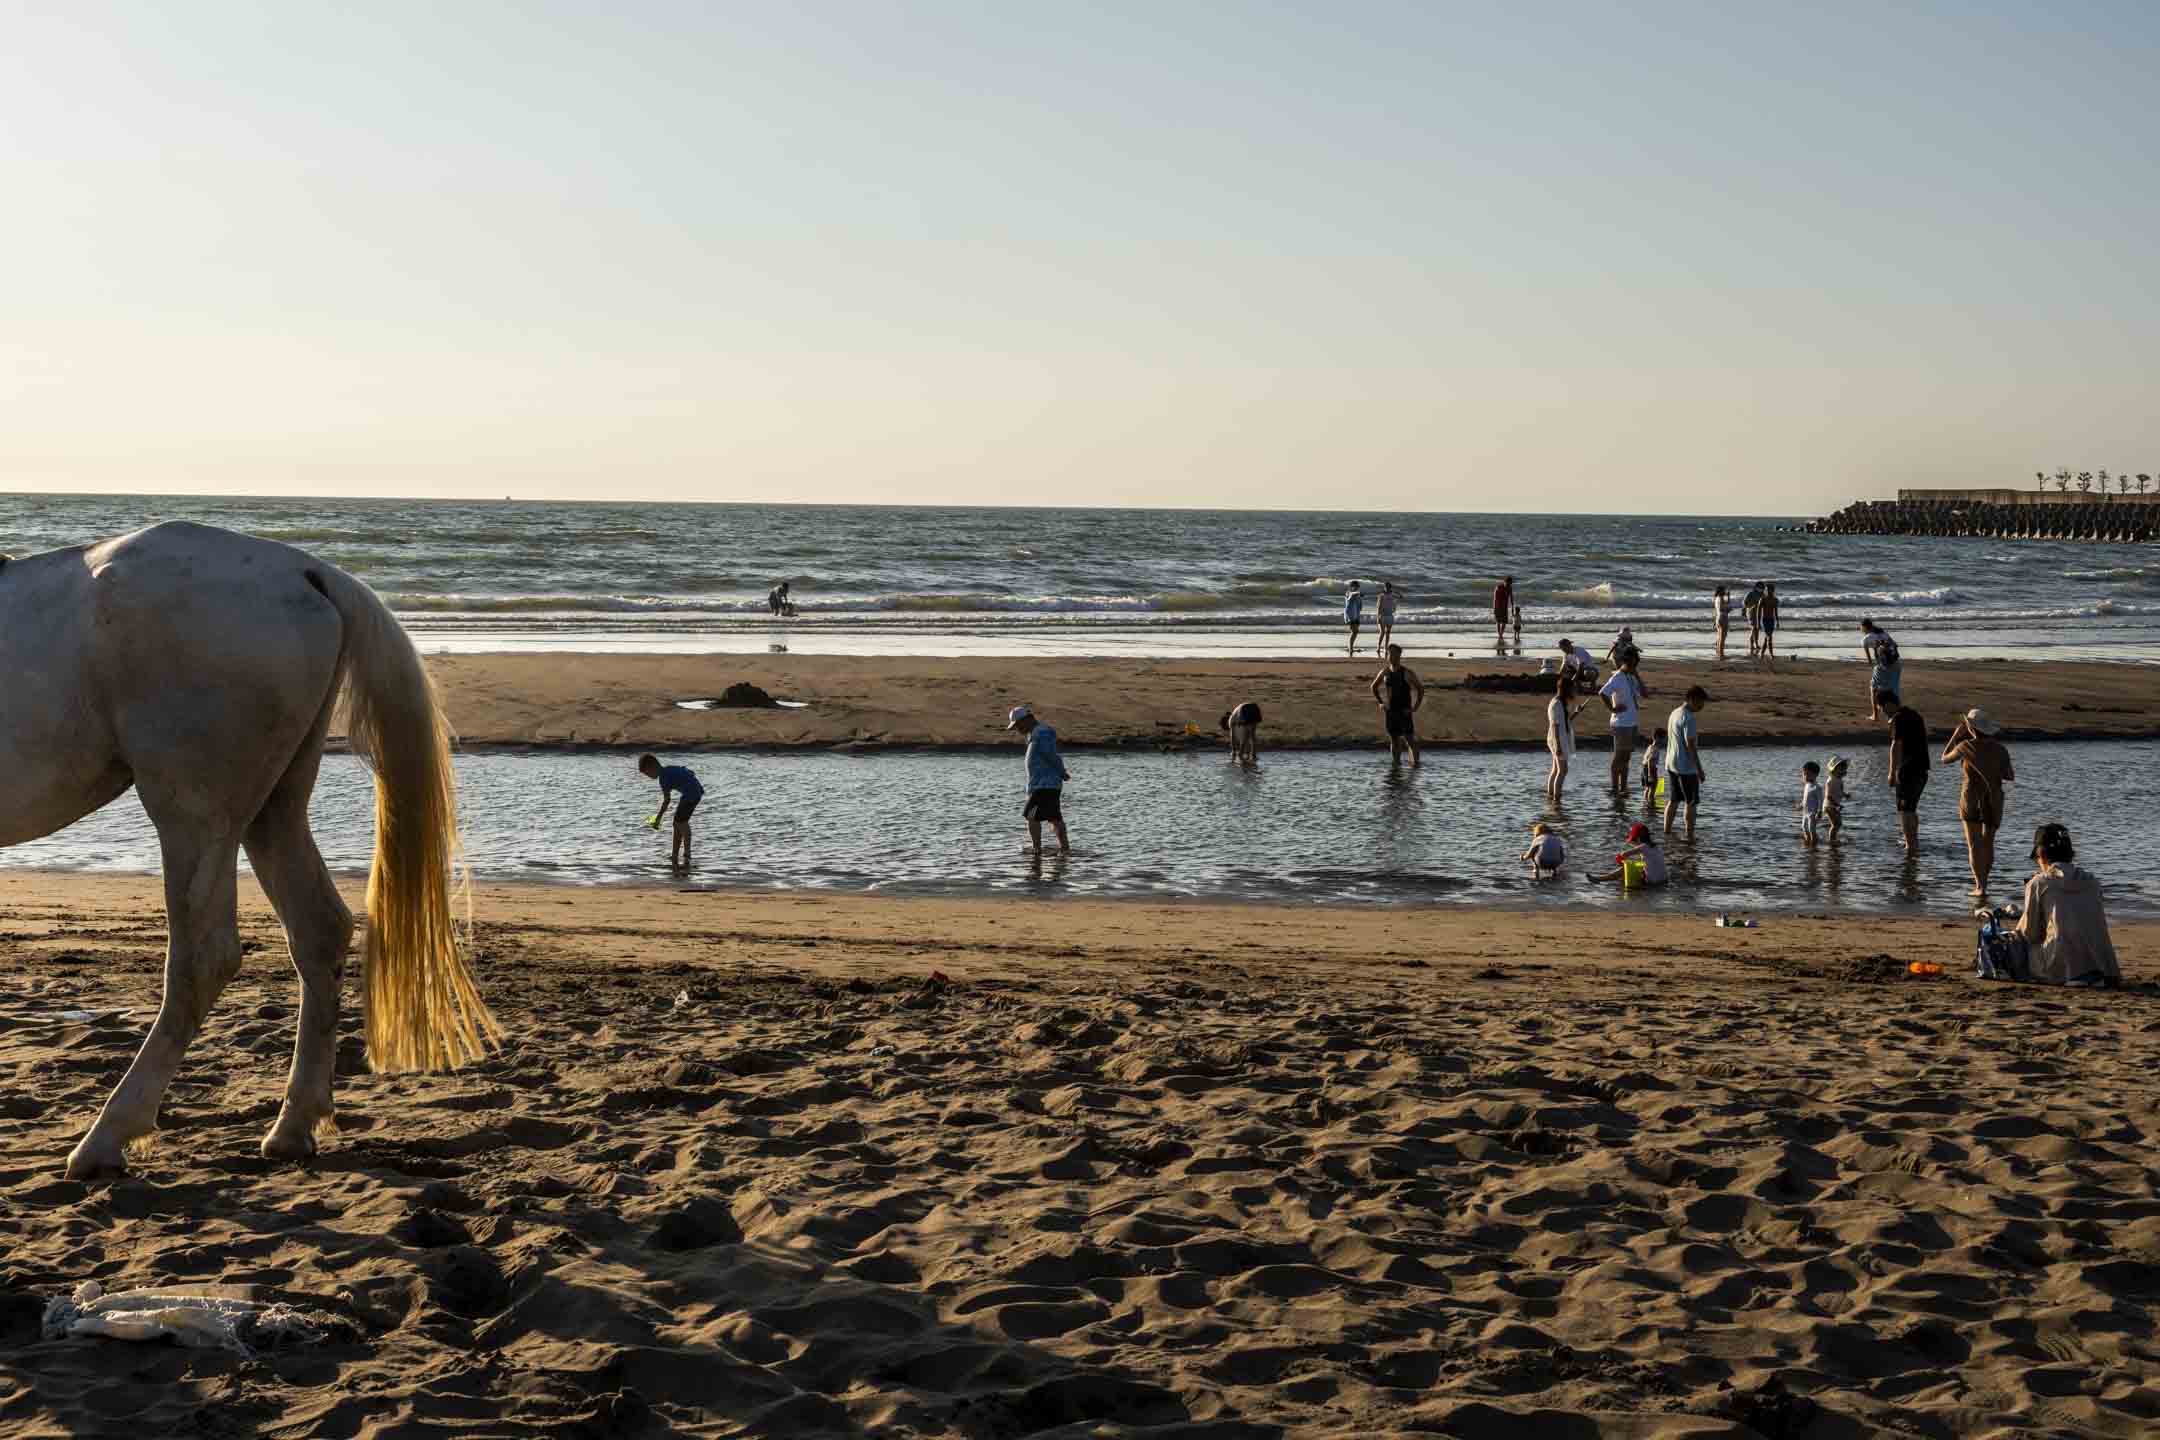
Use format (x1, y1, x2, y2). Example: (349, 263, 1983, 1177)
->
(3, 872, 2154, 1436)
(415, 653, 2160, 751)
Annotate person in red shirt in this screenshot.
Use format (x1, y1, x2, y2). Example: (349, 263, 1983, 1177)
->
(1492, 576, 1513, 646)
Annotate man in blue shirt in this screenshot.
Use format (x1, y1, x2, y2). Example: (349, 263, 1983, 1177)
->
(637, 753, 704, 869)
(1006, 705, 1071, 857)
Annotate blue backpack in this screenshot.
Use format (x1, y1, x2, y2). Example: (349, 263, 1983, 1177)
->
(1975, 910, 2030, 981)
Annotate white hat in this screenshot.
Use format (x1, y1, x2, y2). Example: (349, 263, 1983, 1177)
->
(1964, 707, 2001, 736)
(1004, 705, 1033, 730)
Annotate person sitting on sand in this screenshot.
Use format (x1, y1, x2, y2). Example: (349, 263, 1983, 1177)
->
(1370, 644, 1424, 767)
(1521, 821, 1567, 877)
(1219, 701, 1262, 769)
(637, 753, 704, 869)
(1592, 822, 1668, 886)
(1942, 707, 2014, 897)
(2013, 823, 2121, 987)
(1556, 638, 1595, 683)
(1006, 705, 1071, 857)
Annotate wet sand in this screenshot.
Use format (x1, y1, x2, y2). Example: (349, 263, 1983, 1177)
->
(415, 652, 2160, 750)
(2, 873, 2155, 1436)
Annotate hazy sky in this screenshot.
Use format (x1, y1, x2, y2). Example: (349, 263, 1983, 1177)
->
(5, 2, 2155, 513)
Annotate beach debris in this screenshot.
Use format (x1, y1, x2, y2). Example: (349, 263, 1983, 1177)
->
(672, 989, 692, 1009)
(1908, 961, 1945, 978)
(1715, 915, 1759, 929)
(42, 1281, 328, 1355)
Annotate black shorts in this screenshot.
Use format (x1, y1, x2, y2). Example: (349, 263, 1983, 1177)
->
(1895, 773, 1927, 813)
(673, 792, 702, 826)
(1385, 708, 1415, 739)
(1668, 772, 1701, 805)
(1023, 789, 1063, 823)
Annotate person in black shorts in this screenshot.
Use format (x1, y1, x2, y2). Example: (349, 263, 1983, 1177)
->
(1368, 644, 1425, 768)
(1880, 689, 1929, 853)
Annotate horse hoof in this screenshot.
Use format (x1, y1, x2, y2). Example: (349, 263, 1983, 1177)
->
(261, 1128, 319, 1163)
(64, 1143, 128, 1182)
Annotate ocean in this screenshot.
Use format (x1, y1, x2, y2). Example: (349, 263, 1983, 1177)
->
(4, 742, 2149, 919)
(4, 493, 2156, 660)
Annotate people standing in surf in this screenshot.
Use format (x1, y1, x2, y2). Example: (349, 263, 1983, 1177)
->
(1942, 707, 2013, 896)
(1219, 701, 1262, 769)
(1344, 581, 1365, 657)
(1661, 687, 1710, 841)
(1006, 705, 1071, 857)
(1598, 649, 1646, 800)
(1375, 581, 1399, 654)
(1757, 583, 1781, 666)
(1860, 618, 1901, 721)
(1880, 690, 1929, 855)
(1369, 643, 1424, 767)
(638, 754, 704, 870)
(767, 580, 791, 617)
(1713, 586, 1731, 661)
(1492, 575, 1514, 648)
(1743, 581, 1765, 658)
(1545, 673, 1592, 803)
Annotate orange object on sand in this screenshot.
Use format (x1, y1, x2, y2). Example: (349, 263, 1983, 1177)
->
(1908, 961, 1944, 978)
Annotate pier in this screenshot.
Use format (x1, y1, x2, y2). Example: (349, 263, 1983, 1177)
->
(1808, 488, 2160, 542)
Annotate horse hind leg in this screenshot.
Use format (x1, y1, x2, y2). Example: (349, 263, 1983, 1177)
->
(246, 741, 355, 1162)
(66, 825, 244, 1179)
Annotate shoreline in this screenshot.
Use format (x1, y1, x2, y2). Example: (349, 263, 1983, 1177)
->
(406, 652, 2160, 751)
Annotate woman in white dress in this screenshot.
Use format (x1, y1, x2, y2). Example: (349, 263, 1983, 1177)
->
(1546, 674, 1592, 804)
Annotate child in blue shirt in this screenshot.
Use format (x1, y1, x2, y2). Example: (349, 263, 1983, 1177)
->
(637, 753, 703, 869)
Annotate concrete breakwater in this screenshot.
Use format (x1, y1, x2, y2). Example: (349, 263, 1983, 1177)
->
(1809, 496, 2160, 542)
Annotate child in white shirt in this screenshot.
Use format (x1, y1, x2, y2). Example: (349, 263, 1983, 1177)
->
(1520, 822, 1567, 877)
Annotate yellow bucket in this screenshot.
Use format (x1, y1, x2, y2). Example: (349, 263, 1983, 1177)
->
(1622, 857, 1647, 889)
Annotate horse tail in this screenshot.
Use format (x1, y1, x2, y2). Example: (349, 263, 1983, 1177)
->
(311, 565, 501, 1072)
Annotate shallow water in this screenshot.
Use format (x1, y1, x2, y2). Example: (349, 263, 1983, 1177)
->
(5, 741, 2151, 919)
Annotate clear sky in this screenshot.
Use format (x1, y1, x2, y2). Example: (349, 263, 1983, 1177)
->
(5, 2, 2155, 513)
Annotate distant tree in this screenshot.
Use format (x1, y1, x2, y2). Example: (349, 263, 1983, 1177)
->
(2056, 468, 2074, 493)
(2098, 468, 2111, 489)
(2078, 471, 2093, 493)
(2120, 475, 2132, 496)
(2036, 470, 2048, 491)
(2140, 474, 2152, 496)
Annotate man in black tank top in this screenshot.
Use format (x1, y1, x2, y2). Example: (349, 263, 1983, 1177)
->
(1368, 643, 1425, 767)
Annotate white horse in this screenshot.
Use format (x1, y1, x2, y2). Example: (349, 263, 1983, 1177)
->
(0, 521, 499, 1178)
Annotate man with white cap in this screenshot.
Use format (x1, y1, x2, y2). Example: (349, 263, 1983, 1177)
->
(1005, 705, 1071, 857)
(1942, 706, 2015, 896)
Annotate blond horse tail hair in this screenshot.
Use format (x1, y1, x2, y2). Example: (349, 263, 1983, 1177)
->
(314, 566, 501, 1072)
